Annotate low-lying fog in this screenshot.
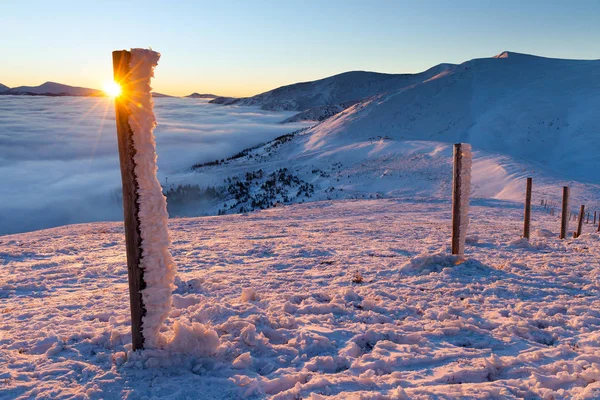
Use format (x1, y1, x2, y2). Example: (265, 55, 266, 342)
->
(0, 96, 309, 235)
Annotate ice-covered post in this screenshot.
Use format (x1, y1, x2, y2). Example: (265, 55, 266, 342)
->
(523, 177, 532, 239)
(451, 143, 472, 256)
(575, 205, 585, 238)
(112, 49, 176, 351)
(560, 187, 569, 239)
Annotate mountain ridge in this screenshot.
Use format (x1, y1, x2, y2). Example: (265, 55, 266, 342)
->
(1, 81, 103, 97)
(209, 51, 600, 124)
(186, 93, 220, 99)
(209, 64, 455, 115)
(186, 51, 600, 216)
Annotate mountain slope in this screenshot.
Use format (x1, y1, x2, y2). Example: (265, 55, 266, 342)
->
(2, 81, 103, 96)
(210, 64, 455, 112)
(0, 83, 9, 92)
(184, 52, 600, 217)
(151, 92, 175, 98)
(304, 51, 600, 182)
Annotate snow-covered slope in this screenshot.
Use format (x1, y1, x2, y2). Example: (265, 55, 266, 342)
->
(180, 52, 600, 221)
(304, 52, 600, 183)
(210, 65, 455, 112)
(4, 199, 600, 399)
(2, 81, 103, 96)
(182, 133, 600, 221)
(0, 83, 9, 92)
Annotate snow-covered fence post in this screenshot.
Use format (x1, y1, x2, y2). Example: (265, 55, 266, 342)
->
(523, 177, 532, 239)
(451, 143, 472, 256)
(575, 205, 585, 238)
(560, 187, 569, 239)
(112, 49, 176, 351)
(113, 50, 145, 350)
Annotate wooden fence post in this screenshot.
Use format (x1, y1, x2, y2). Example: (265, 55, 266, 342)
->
(451, 143, 472, 256)
(523, 177, 532, 239)
(560, 187, 569, 239)
(594, 211, 597, 225)
(113, 50, 145, 351)
(575, 204, 585, 238)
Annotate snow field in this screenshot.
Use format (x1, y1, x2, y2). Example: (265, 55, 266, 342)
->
(2, 198, 600, 398)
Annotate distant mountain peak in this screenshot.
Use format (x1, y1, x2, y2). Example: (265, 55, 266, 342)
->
(494, 51, 512, 59)
(492, 51, 541, 59)
(186, 93, 220, 99)
(1, 81, 102, 97)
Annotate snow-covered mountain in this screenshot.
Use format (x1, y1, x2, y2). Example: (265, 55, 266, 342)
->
(183, 52, 600, 217)
(305, 51, 600, 181)
(1, 81, 103, 96)
(209, 64, 454, 114)
(186, 92, 220, 99)
(0, 82, 9, 92)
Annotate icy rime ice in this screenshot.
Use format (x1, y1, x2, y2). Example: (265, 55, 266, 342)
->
(127, 49, 176, 348)
(3, 199, 600, 398)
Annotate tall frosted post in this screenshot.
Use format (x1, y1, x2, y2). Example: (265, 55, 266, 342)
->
(112, 48, 176, 350)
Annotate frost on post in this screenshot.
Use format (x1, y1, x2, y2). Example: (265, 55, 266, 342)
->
(451, 143, 472, 257)
(127, 49, 177, 348)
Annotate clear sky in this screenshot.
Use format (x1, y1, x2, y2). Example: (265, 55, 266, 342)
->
(1, 0, 599, 97)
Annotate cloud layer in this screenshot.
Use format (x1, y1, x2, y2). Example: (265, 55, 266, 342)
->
(0, 96, 308, 235)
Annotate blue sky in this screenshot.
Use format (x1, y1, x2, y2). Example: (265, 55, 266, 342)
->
(1, 0, 599, 96)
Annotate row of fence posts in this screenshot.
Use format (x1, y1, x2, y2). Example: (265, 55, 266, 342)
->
(450, 143, 598, 257)
(525, 183, 599, 240)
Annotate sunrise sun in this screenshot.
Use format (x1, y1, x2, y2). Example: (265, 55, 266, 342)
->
(103, 81, 122, 98)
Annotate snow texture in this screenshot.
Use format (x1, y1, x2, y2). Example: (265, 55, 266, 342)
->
(454, 143, 472, 257)
(3, 199, 600, 398)
(127, 48, 176, 348)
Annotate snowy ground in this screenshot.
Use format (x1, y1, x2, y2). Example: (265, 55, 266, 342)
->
(2, 198, 600, 399)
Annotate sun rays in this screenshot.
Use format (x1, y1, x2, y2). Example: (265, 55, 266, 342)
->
(103, 81, 122, 98)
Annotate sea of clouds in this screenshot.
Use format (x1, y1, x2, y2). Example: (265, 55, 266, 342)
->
(0, 96, 309, 235)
